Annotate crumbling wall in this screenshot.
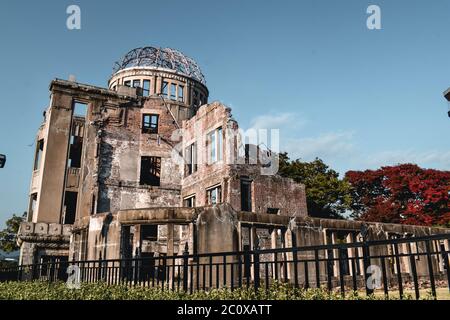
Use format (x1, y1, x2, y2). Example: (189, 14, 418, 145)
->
(227, 169, 308, 216)
(97, 97, 183, 214)
(181, 102, 308, 216)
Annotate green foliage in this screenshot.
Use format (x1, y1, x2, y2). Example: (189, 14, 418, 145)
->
(278, 153, 352, 219)
(0, 280, 412, 300)
(0, 212, 26, 253)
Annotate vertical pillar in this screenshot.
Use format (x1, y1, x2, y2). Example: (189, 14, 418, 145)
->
(331, 231, 340, 277)
(250, 226, 257, 281)
(271, 228, 278, 279)
(151, 75, 157, 95)
(186, 82, 191, 106)
(357, 233, 365, 275)
(284, 228, 293, 282)
(156, 76, 162, 95)
(346, 233, 355, 276)
(237, 222, 242, 251)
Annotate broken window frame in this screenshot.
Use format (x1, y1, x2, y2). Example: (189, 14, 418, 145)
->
(162, 81, 169, 98)
(142, 114, 159, 134)
(33, 139, 44, 171)
(183, 195, 196, 208)
(170, 83, 177, 101)
(206, 185, 222, 205)
(143, 80, 151, 96)
(178, 85, 184, 102)
(266, 208, 280, 215)
(68, 135, 83, 168)
(132, 79, 141, 88)
(139, 156, 161, 186)
(207, 127, 223, 164)
(240, 178, 253, 212)
(193, 90, 199, 107)
(141, 224, 158, 242)
(28, 193, 38, 222)
(73, 102, 88, 117)
(63, 191, 78, 224)
(184, 142, 197, 176)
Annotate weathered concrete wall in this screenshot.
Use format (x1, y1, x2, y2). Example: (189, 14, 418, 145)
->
(17, 222, 71, 265)
(34, 90, 73, 223)
(97, 96, 183, 214)
(227, 170, 308, 216)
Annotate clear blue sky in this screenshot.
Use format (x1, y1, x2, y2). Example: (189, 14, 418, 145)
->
(0, 0, 449, 227)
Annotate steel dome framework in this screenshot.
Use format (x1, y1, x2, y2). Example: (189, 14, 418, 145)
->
(113, 46, 206, 85)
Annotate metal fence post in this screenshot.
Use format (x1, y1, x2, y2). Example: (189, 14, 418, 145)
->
(253, 249, 260, 291)
(362, 240, 373, 296)
(425, 240, 437, 299)
(183, 242, 189, 292)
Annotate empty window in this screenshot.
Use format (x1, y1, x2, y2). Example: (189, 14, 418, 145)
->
(183, 196, 196, 208)
(143, 80, 151, 96)
(244, 144, 258, 164)
(142, 114, 159, 134)
(170, 83, 177, 100)
(68, 136, 83, 168)
(207, 185, 222, 205)
(73, 102, 87, 117)
(178, 85, 184, 102)
(193, 90, 199, 107)
(184, 143, 197, 176)
(124, 80, 131, 87)
(240, 178, 252, 212)
(132, 79, 141, 88)
(34, 139, 44, 170)
(208, 127, 223, 164)
(141, 225, 158, 241)
(29, 193, 37, 222)
(217, 128, 223, 161)
(267, 208, 280, 215)
(162, 81, 169, 98)
(63, 191, 78, 224)
(140, 156, 161, 186)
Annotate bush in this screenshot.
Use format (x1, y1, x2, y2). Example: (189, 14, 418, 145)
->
(0, 280, 422, 300)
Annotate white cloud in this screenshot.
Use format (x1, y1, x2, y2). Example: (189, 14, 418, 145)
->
(249, 112, 307, 131)
(284, 131, 355, 161)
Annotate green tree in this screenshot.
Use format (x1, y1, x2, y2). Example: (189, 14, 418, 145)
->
(278, 153, 352, 219)
(0, 212, 26, 253)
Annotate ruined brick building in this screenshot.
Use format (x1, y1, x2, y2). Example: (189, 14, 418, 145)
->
(17, 47, 449, 286)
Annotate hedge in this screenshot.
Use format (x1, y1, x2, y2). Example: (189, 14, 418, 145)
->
(0, 281, 430, 300)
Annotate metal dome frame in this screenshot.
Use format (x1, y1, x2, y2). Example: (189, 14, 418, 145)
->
(113, 46, 206, 85)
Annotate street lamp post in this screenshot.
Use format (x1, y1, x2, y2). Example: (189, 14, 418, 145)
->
(443, 88, 450, 118)
(0, 154, 6, 168)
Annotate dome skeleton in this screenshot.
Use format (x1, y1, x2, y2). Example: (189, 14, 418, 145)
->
(113, 46, 206, 85)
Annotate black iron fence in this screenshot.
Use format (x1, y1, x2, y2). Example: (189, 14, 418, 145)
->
(1, 233, 449, 299)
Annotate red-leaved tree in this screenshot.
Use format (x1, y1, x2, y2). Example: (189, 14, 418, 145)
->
(345, 164, 450, 227)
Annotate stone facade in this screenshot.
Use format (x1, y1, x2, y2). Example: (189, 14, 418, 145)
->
(17, 46, 449, 290)
(18, 46, 309, 265)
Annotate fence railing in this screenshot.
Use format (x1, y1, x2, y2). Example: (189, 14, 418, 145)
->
(1, 233, 449, 299)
